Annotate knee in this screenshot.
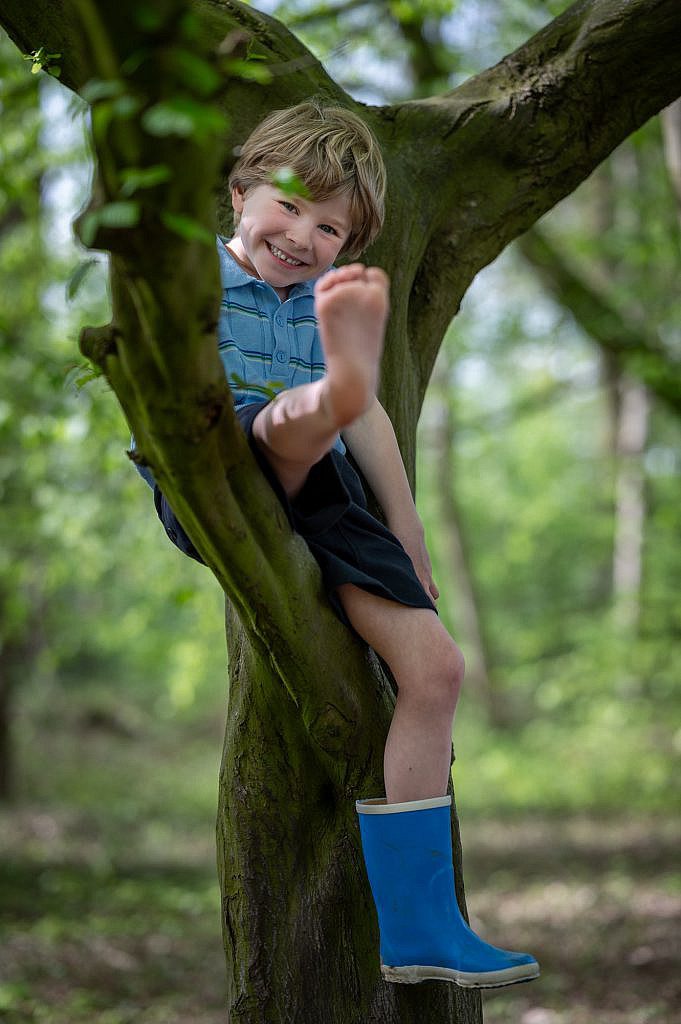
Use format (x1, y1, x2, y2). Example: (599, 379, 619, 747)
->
(441, 640, 465, 705)
(413, 636, 465, 713)
(450, 641, 466, 694)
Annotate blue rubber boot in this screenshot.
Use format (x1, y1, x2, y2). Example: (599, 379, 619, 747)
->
(356, 795, 540, 988)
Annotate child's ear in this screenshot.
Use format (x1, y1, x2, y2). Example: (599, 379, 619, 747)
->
(231, 185, 245, 213)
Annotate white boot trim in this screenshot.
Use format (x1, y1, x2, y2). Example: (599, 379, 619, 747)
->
(381, 959, 540, 988)
(356, 795, 452, 815)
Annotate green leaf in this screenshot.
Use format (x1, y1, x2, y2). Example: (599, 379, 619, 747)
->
(142, 102, 195, 138)
(222, 57, 272, 85)
(271, 167, 311, 199)
(120, 49, 150, 76)
(79, 202, 140, 246)
(23, 48, 62, 77)
(142, 98, 226, 140)
(110, 95, 142, 119)
(64, 361, 104, 392)
(66, 259, 98, 300)
(170, 49, 221, 96)
(160, 212, 214, 245)
(81, 79, 125, 103)
(91, 102, 115, 139)
(133, 4, 166, 31)
(120, 165, 172, 198)
(229, 373, 284, 400)
(179, 10, 201, 41)
(97, 201, 141, 228)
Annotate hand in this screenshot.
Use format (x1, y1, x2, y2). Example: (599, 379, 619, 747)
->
(389, 515, 440, 604)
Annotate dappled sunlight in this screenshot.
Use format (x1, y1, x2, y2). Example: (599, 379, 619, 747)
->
(2, 803, 679, 1022)
(461, 818, 681, 1024)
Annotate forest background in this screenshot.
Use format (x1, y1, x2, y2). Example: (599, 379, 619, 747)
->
(0, 0, 679, 1022)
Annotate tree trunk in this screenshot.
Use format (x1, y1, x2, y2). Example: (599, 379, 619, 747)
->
(217, 600, 478, 1023)
(520, 157, 652, 638)
(611, 376, 649, 634)
(591, 157, 650, 636)
(427, 357, 507, 730)
(1, 0, 680, 1021)
(0, 650, 14, 802)
(662, 97, 681, 224)
(0, 619, 45, 802)
(0, 586, 46, 802)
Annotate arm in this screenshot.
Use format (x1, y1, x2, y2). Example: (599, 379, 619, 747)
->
(342, 398, 439, 601)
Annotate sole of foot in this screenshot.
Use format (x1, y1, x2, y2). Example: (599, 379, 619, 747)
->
(314, 264, 390, 426)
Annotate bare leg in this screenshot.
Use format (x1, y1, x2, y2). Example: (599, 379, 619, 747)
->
(336, 584, 465, 803)
(252, 265, 389, 498)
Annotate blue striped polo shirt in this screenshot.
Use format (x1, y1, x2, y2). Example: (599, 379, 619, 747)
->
(133, 237, 345, 488)
(217, 236, 345, 454)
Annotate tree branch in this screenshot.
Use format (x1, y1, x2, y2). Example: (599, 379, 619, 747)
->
(395, 0, 681, 383)
(286, 0, 378, 29)
(516, 227, 681, 414)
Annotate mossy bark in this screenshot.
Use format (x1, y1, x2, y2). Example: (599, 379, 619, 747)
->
(0, 0, 679, 1021)
(218, 602, 475, 1023)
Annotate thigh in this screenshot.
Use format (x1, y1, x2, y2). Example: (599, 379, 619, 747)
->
(252, 404, 311, 499)
(336, 583, 458, 682)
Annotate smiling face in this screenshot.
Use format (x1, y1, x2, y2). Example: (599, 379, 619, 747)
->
(228, 183, 353, 299)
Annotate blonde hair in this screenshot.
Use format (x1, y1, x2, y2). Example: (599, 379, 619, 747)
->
(228, 99, 386, 259)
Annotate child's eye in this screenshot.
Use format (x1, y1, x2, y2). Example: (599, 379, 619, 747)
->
(319, 224, 337, 235)
(279, 201, 297, 213)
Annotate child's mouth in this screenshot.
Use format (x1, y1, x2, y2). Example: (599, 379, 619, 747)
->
(267, 242, 305, 267)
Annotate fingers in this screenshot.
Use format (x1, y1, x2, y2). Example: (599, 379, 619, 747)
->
(422, 576, 439, 602)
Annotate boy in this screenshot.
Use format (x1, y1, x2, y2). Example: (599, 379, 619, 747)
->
(146, 100, 539, 989)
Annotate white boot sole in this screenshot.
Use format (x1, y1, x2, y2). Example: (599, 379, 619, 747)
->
(381, 961, 540, 989)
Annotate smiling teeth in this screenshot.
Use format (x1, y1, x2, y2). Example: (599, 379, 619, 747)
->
(269, 243, 303, 266)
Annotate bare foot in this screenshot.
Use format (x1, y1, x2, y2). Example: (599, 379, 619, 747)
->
(314, 264, 390, 427)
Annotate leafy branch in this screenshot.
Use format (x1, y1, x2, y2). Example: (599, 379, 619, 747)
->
(23, 46, 62, 77)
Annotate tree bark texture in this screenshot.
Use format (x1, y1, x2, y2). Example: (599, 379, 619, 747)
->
(0, 0, 680, 1020)
(218, 601, 473, 1023)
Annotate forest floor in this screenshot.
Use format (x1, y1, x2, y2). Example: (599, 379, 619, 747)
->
(0, 730, 679, 1024)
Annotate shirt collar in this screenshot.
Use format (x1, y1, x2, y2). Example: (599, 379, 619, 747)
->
(216, 235, 318, 300)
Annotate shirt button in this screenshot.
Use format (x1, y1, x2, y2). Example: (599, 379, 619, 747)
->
(276, 351, 287, 363)
(275, 315, 283, 326)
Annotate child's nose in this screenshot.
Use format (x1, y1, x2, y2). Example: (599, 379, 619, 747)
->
(285, 219, 313, 251)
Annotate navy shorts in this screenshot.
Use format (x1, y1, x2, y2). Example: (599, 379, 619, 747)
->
(154, 401, 437, 632)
